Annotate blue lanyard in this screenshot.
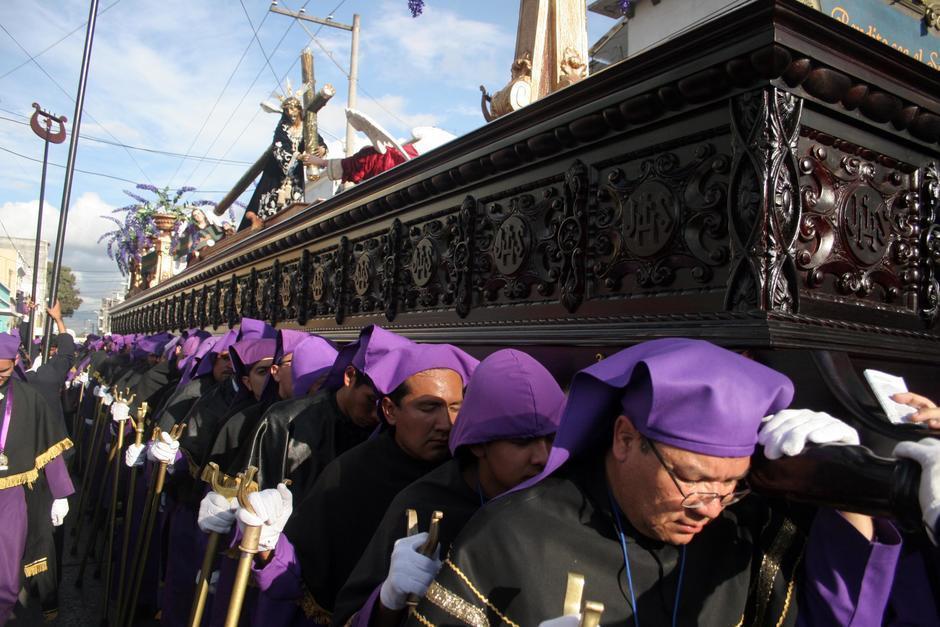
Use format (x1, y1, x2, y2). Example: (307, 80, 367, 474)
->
(606, 484, 686, 627)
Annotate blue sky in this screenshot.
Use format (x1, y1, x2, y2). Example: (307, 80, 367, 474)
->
(0, 1, 617, 330)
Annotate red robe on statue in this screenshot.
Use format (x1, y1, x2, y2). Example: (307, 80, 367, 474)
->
(339, 145, 419, 184)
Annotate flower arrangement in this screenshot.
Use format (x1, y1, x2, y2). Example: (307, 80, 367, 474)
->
(98, 184, 218, 275)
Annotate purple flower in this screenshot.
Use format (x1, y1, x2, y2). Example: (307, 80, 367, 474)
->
(176, 186, 196, 194)
(408, 0, 424, 17)
(619, 0, 632, 13)
(136, 183, 159, 193)
(123, 190, 149, 204)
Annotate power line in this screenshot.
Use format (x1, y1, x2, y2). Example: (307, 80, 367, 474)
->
(183, 4, 312, 188)
(0, 0, 122, 81)
(0, 143, 240, 193)
(239, 0, 282, 88)
(191, 0, 348, 190)
(0, 19, 155, 185)
(166, 2, 276, 185)
(0, 216, 33, 271)
(281, 0, 413, 131)
(0, 112, 252, 165)
(0, 143, 139, 184)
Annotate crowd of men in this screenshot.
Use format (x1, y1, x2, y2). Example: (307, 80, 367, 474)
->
(2, 315, 940, 626)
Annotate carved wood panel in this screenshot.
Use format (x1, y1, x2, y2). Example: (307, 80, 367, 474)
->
(593, 139, 731, 300)
(726, 88, 803, 313)
(796, 131, 920, 313)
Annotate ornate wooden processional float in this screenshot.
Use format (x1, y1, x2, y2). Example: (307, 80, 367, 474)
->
(111, 0, 939, 461)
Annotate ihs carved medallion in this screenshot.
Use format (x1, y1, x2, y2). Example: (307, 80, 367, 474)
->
(796, 134, 919, 309)
(595, 142, 730, 294)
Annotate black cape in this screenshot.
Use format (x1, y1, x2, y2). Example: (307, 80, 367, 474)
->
(25, 332, 75, 427)
(333, 459, 480, 625)
(127, 360, 178, 416)
(252, 390, 373, 494)
(285, 429, 443, 618)
(155, 376, 220, 432)
(206, 400, 269, 477)
(407, 457, 804, 627)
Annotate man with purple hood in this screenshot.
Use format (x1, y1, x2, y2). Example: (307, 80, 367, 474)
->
(408, 339, 900, 626)
(226, 336, 478, 625)
(334, 348, 564, 627)
(0, 333, 73, 623)
(221, 330, 340, 492)
(243, 325, 408, 496)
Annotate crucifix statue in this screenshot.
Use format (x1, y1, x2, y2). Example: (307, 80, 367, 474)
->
(225, 47, 336, 231)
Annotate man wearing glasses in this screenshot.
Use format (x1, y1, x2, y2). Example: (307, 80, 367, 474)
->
(409, 338, 901, 627)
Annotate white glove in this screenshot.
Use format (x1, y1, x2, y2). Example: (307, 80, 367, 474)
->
(84, 417, 95, 426)
(111, 401, 130, 422)
(148, 432, 180, 468)
(93, 385, 102, 397)
(237, 484, 292, 551)
(538, 617, 581, 627)
(379, 532, 442, 611)
(758, 409, 860, 459)
(894, 439, 940, 543)
(198, 491, 238, 534)
(125, 443, 145, 468)
(51, 498, 69, 526)
(102, 392, 114, 406)
(78, 371, 89, 387)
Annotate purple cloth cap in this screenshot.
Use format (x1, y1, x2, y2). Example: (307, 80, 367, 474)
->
(322, 326, 414, 391)
(291, 336, 339, 398)
(162, 336, 182, 360)
(194, 329, 238, 379)
(527, 339, 793, 489)
(177, 330, 211, 371)
(135, 333, 173, 358)
(237, 317, 276, 341)
(0, 333, 19, 359)
(368, 340, 478, 396)
(275, 329, 311, 365)
(230, 338, 277, 378)
(179, 335, 219, 387)
(449, 350, 563, 454)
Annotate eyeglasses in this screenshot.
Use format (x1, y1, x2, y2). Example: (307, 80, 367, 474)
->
(646, 438, 750, 510)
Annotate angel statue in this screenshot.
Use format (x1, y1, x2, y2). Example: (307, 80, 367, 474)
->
(305, 108, 455, 186)
(238, 81, 327, 231)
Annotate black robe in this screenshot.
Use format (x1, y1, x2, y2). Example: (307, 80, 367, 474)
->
(206, 400, 269, 477)
(285, 430, 443, 617)
(25, 333, 74, 427)
(155, 376, 219, 432)
(407, 457, 805, 627)
(253, 390, 373, 494)
(332, 459, 480, 626)
(127, 360, 178, 416)
(0, 380, 72, 623)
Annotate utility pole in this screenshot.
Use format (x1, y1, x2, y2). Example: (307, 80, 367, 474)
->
(269, 2, 360, 156)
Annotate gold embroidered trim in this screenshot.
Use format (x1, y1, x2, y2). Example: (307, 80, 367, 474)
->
(35, 438, 73, 469)
(297, 586, 331, 624)
(443, 559, 520, 627)
(426, 581, 490, 627)
(410, 608, 435, 627)
(24, 558, 48, 577)
(775, 575, 797, 627)
(0, 438, 73, 490)
(754, 518, 797, 624)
